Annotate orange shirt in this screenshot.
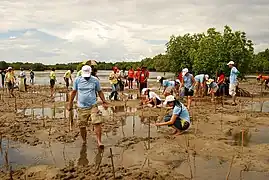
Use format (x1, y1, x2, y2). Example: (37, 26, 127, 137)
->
(128, 69, 135, 78)
(257, 75, 269, 81)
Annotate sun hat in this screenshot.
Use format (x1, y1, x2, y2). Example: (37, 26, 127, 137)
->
(141, 88, 149, 95)
(81, 65, 92, 77)
(205, 74, 209, 80)
(82, 59, 97, 66)
(227, 61, 235, 65)
(156, 76, 162, 82)
(182, 68, 189, 76)
(175, 79, 180, 84)
(163, 95, 176, 106)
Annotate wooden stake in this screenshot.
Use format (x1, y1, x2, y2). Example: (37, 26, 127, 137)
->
(241, 129, 244, 153)
(64, 103, 67, 120)
(109, 148, 116, 179)
(31, 108, 34, 121)
(226, 155, 235, 180)
(148, 115, 150, 150)
(14, 96, 17, 112)
(42, 101, 44, 118)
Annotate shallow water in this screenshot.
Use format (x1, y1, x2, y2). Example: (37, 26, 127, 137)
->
(246, 101, 269, 112)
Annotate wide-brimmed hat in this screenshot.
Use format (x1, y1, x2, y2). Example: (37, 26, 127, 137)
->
(163, 95, 176, 106)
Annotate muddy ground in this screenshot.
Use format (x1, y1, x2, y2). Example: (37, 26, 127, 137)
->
(0, 80, 269, 180)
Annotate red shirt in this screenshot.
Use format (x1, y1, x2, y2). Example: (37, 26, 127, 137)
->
(178, 72, 183, 83)
(139, 70, 149, 83)
(128, 69, 135, 78)
(218, 74, 225, 84)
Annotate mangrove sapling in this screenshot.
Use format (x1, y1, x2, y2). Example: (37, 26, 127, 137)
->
(226, 155, 235, 180)
(109, 148, 116, 179)
(184, 135, 193, 179)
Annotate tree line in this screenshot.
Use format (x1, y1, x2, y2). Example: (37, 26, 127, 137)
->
(0, 25, 268, 76)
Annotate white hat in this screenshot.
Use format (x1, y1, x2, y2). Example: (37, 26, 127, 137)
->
(156, 76, 162, 82)
(163, 95, 176, 106)
(81, 65, 92, 77)
(227, 61, 235, 65)
(141, 88, 149, 95)
(182, 68, 189, 76)
(7, 67, 12, 70)
(175, 79, 180, 84)
(205, 74, 209, 80)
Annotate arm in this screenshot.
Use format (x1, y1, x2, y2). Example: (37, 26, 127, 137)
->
(67, 90, 77, 110)
(156, 114, 177, 126)
(162, 86, 167, 94)
(98, 91, 107, 104)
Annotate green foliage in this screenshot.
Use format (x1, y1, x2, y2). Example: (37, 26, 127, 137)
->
(250, 48, 269, 73)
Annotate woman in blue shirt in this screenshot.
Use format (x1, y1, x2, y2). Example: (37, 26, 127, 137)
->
(156, 95, 191, 135)
(157, 76, 180, 96)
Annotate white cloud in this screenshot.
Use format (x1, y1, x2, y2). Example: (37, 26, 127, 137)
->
(0, 0, 269, 64)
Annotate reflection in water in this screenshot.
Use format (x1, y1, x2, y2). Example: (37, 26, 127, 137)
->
(94, 148, 104, 171)
(77, 144, 89, 166)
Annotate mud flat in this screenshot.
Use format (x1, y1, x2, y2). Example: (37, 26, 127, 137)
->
(0, 81, 269, 180)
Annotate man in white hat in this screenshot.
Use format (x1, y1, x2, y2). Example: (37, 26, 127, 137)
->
(227, 61, 240, 106)
(67, 65, 108, 148)
(179, 68, 195, 110)
(155, 95, 191, 135)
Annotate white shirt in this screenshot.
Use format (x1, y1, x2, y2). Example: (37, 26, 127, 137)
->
(148, 91, 161, 101)
(20, 71, 26, 78)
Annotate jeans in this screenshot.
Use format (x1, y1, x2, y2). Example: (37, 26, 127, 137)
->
(110, 84, 118, 100)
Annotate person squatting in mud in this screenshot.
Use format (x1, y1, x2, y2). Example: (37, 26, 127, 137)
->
(156, 76, 181, 97)
(68, 65, 108, 148)
(156, 95, 191, 135)
(257, 74, 269, 90)
(141, 88, 162, 108)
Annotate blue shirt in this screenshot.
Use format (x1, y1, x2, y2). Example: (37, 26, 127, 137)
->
(183, 74, 193, 89)
(194, 74, 205, 83)
(73, 76, 101, 108)
(229, 67, 239, 84)
(173, 103, 191, 123)
(163, 80, 175, 87)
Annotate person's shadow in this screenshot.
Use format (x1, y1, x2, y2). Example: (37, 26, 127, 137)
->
(77, 143, 89, 166)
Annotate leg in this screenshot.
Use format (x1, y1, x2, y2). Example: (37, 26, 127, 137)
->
(91, 107, 104, 148)
(80, 127, 87, 144)
(94, 123, 103, 148)
(187, 96, 192, 110)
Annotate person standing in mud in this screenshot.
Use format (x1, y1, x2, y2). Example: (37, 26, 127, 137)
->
(5, 67, 15, 97)
(50, 68, 56, 97)
(155, 95, 191, 135)
(135, 67, 141, 89)
(138, 66, 149, 94)
(127, 66, 135, 89)
(0, 69, 5, 88)
(19, 68, 27, 92)
(29, 69, 35, 85)
(67, 65, 108, 148)
(179, 68, 195, 110)
(109, 67, 120, 100)
(63, 69, 74, 90)
(227, 61, 240, 106)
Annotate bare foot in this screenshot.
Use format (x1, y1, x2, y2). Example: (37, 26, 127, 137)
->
(173, 131, 184, 136)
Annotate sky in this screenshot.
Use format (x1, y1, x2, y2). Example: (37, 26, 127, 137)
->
(0, 0, 269, 64)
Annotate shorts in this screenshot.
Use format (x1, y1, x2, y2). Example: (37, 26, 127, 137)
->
(211, 86, 219, 93)
(139, 83, 147, 93)
(164, 115, 190, 131)
(184, 87, 194, 97)
(7, 82, 13, 90)
(150, 98, 162, 106)
(64, 78, 69, 87)
(229, 83, 237, 96)
(50, 79, 55, 88)
(128, 77, 134, 81)
(78, 105, 103, 128)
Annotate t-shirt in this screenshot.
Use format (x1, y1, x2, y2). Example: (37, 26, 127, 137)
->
(109, 72, 119, 85)
(30, 71, 34, 78)
(50, 71, 56, 80)
(163, 80, 175, 87)
(128, 69, 135, 78)
(135, 71, 140, 80)
(73, 76, 101, 108)
(194, 74, 205, 83)
(148, 91, 161, 101)
(229, 67, 239, 84)
(183, 74, 193, 89)
(218, 74, 225, 84)
(64, 70, 71, 79)
(5, 72, 14, 83)
(20, 71, 26, 79)
(173, 103, 190, 123)
(139, 70, 149, 83)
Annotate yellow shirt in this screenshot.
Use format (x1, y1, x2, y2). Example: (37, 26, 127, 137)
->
(64, 70, 71, 78)
(50, 71, 56, 80)
(109, 72, 119, 84)
(5, 72, 14, 82)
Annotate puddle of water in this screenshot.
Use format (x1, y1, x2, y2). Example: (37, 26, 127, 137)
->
(246, 101, 269, 112)
(103, 92, 138, 100)
(225, 126, 269, 146)
(54, 93, 68, 102)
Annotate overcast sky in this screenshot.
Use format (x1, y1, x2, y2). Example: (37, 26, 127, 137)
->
(0, 0, 269, 64)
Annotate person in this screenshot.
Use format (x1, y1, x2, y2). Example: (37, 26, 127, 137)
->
(138, 66, 149, 94)
(157, 76, 180, 97)
(135, 67, 141, 89)
(179, 68, 195, 110)
(217, 71, 226, 96)
(155, 95, 191, 135)
(141, 88, 162, 108)
(194, 74, 209, 97)
(50, 68, 56, 97)
(227, 61, 240, 106)
(64, 69, 74, 90)
(5, 67, 15, 97)
(30, 69, 35, 85)
(67, 65, 108, 148)
(257, 74, 269, 90)
(19, 68, 27, 92)
(207, 79, 219, 102)
(0, 70, 6, 88)
(77, 60, 98, 77)
(119, 67, 127, 91)
(127, 66, 135, 89)
(109, 67, 120, 100)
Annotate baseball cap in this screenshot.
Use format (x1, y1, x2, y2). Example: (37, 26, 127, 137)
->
(227, 61, 235, 65)
(205, 74, 209, 80)
(7, 67, 12, 70)
(175, 79, 180, 84)
(81, 65, 92, 77)
(156, 76, 162, 82)
(182, 68, 189, 76)
(163, 95, 176, 106)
